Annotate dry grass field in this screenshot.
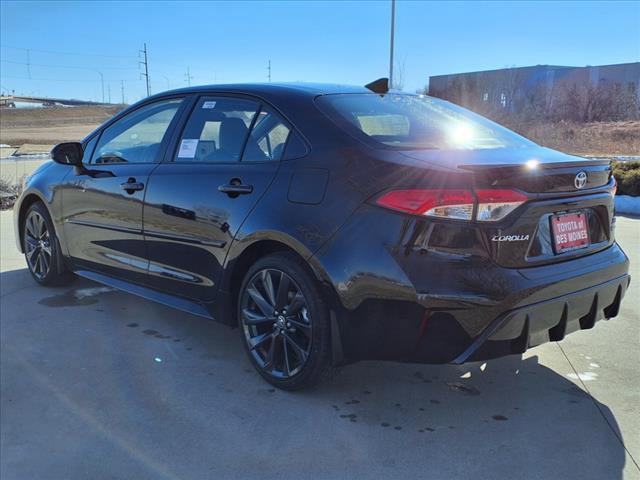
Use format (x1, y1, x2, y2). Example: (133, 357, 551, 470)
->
(515, 120, 640, 157)
(0, 105, 638, 158)
(0, 105, 124, 146)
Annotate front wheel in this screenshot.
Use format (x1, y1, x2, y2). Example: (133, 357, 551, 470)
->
(238, 252, 333, 391)
(23, 202, 73, 286)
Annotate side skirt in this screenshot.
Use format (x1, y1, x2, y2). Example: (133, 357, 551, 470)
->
(74, 269, 214, 320)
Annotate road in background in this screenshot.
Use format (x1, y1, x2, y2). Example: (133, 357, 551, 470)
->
(1, 210, 639, 480)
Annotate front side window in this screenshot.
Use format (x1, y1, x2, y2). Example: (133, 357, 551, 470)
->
(175, 97, 260, 163)
(316, 93, 535, 150)
(92, 98, 183, 164)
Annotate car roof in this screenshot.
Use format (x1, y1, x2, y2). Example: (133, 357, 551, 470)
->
(147, 82, 374, 102)
(167, 82, 372, 95)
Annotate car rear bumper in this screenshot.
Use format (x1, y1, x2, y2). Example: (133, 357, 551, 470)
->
(450, 273, 630, 363)
(332, 250, 630, 364)
(315, 205, 630, 365)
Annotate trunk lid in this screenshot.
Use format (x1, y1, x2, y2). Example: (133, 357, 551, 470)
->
(398, 147, 615, 268)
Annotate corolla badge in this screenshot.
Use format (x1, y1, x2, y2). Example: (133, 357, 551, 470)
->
(492, 234, 530, 242)
(574, 171, 588, 189)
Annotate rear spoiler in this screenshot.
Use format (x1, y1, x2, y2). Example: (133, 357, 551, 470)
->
(365, 78, 389, 95)
(458, 158, 612, 171)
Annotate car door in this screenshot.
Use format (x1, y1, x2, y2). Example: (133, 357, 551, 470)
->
(62, 96, 186, 282)
(142, 95, 291, 302)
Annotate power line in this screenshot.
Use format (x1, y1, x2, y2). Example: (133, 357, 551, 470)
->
(0, 44, 137, 59)
(185, 67, 193, 86)
(0, 74, 140, 83)
(1, 59, 135, 71)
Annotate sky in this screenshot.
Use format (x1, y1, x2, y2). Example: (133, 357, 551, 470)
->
(1, 0, 639, 103)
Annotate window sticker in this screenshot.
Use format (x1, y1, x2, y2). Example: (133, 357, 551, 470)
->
(177, 139, 198, 158)
(202, 101, 217, 109)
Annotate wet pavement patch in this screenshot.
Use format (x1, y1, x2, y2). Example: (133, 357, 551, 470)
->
(127, 323, 139, 328)
(430, 399, 441, 404)
(39, 291, 98, 307)
(492, 415, 508, 421)
(142, 329, 159, 336)
(340, 413, 357, 422)
(447, 382, 481, 396)
(38, 287, 116, 307)
(345, 399, 360, 405)
(381, 422, 390, 427)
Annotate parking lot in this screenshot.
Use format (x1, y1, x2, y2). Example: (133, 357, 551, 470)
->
(1, 209, 638, 480)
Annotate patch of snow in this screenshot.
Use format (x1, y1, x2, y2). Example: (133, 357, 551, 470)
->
(616, 195, 640, 216)
(567, 372, 598, 381)
(589, 363, 600, 368)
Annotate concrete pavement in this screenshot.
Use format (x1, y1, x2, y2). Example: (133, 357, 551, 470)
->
(1, 209, 638, 480)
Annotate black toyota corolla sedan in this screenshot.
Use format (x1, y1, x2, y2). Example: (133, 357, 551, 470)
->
(14, 80, 630, 390)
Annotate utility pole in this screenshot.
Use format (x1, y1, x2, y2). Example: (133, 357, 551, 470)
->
(121, 80, 125, 104)
(26, 49, 31, 79)
(139, 43, 150, 97)
(389, 0, 395, 89)
(185, 67, 193, 86)
(108, 84, 111, 104)
(98, 72, 105, 103)
(268, 60, 271, 82)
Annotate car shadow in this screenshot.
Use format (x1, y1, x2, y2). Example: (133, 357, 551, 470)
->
(1, 267, 630, 480)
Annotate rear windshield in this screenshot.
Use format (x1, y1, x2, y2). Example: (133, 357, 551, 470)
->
(316, 93, 535, 150)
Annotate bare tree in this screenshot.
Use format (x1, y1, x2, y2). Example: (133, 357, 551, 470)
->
(392, 59, 405, 91)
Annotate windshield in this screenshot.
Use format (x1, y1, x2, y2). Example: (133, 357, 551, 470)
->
(316, 93, 535, 150)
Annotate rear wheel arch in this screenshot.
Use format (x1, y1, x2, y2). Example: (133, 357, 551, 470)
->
(225, 239, 341, 325)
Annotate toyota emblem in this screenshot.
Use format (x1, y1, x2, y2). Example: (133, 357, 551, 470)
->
(574, 171, 588, 189)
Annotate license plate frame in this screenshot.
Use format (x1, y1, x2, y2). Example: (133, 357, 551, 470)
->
(550, 211, 590, 254)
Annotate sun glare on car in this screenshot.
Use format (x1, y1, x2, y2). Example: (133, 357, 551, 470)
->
(448, 122, 475, 146)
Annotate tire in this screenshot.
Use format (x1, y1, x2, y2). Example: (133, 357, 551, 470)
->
(23, 202, 74, 286)
(238, 252, 333, 391)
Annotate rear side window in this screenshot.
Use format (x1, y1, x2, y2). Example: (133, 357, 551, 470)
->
(91, 98, 183, 164)
(316, 93, 534, 150)
(175, 97, 260, 163)
(244, 106, 291, 162)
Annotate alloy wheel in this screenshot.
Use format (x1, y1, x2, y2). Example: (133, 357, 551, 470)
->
(241, 268, 312, 378)
(24, 211, 52, 281)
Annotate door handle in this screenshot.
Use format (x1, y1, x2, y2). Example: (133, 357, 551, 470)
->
(120, 177, 144, 193)
(218, 179, 253, 196)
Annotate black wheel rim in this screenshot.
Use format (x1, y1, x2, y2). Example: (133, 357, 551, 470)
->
(24, 211, 52, 280)
(241, 268, 312, 378)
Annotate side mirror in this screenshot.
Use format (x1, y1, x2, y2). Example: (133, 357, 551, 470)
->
(51, 142, 84, 166)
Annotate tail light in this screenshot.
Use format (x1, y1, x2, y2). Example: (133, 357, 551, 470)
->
(375, 189, 475, 220)
(375, 188, 528, 222)
(475, 189, 528, 222)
